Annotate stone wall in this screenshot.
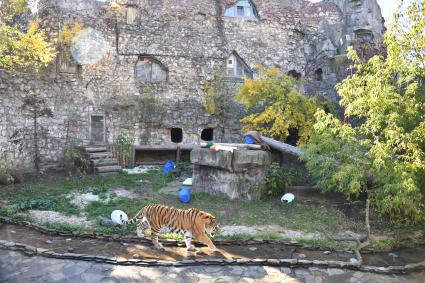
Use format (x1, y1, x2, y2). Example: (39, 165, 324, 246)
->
(0, 0, 384, 171)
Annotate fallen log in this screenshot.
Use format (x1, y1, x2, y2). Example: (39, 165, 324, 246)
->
(260, 136, 302, 157)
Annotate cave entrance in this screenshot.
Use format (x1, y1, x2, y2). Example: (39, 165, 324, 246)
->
(170, 128, 183, 143)
(201, 128, 214, 141)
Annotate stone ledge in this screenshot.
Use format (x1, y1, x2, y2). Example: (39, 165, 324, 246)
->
(1, 217, 424, 274)
(1, 238, 423, 274)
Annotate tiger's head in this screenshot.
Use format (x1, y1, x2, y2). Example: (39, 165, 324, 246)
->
(203, 213, 220, 237)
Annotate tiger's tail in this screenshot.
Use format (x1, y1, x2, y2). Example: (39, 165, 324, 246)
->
(122, 208, 146, 225)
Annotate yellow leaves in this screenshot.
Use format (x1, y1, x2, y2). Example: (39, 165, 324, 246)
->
(108, 0, 127, 14)
(0, 18, 56, 72)
(57, 22, 83, 47)
(236, 67, 323, 145)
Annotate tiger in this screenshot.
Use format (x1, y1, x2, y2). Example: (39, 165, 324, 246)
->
(119, 204, 220, 251)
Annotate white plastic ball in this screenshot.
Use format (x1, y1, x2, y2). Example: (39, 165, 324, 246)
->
(281, 193, 295, 203)
(111, 210, 128, 225)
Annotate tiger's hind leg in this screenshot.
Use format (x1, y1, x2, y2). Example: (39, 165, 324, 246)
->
(136, 222, 144, 237)
(150, 229, 164, 251)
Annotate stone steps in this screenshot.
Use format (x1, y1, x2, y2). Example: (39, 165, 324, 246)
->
(91, 158, 119, 166)
(85, 147, 108, 153)
(89, 152, 114, 159)
(95, 165, 122, 173)
(77, 146, 122, 174)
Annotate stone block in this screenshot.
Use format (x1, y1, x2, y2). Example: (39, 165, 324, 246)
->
(232, 149, 271, 173)
(191, 147, 271, 200)
(190, 147, 234, 172)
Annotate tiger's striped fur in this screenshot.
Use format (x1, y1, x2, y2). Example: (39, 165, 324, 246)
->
(122, 204, 220, 251)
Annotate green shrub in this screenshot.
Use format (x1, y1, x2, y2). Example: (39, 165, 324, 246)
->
(14, 197, 57, 211)
(264, 164, 294, 196)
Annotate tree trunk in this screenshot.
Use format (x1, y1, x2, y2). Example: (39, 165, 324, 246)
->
(365, 198, 371, 240)
(33, 111, 40, 173)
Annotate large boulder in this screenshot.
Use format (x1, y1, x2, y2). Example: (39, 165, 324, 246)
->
(191, 148, 271, 200)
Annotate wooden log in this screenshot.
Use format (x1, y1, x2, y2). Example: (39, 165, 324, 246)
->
(200, 142, 263, 150)
(260, 136, 302, 157)
(133, 145, 194, 151)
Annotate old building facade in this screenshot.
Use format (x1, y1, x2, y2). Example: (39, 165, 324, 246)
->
(0, 0, 385, 171)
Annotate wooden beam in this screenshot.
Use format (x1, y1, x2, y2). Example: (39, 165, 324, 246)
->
(200, 142, 263, 150)
(260, 136, 302, 157)
(133, 145, 194, 151)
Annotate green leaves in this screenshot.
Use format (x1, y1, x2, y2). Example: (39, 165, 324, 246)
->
(302, 1, 425, 224)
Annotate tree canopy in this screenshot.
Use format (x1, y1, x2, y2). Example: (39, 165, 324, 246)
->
(0, 0, 56, 72)
(301, 1, 425, 224)
(236, 67, 330, 145)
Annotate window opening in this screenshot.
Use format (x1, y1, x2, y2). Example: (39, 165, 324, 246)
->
(135, 56, 167, 83)
(171, 128, 183, 143)
(224, 0, 258, 19)
(201, 128, 214, 141)
(288, 70, 301, 80)
(314, 69, 323, 81)
(225, 52, 253, 79)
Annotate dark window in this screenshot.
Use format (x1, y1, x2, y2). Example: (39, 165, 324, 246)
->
(58, 49, 81, 74)
(354, 29, 374, 43)
(288, 70, 301, 80)
(171, 128, 183, 143)
(135, 57, 167, 83)
(237, 6, 244, 16)
(314, 69, 323, 81)
(201, 128, 214, 141)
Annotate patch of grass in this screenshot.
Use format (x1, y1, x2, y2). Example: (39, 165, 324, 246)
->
(14, 197, 57, 211)
(84, 197, 157, 220)
(1, 170, 423, 250)
(10, 196, 80, 216)
(176, 193, 360, 234)
(369, 239, 396, 252)
(139, 169, 173, 191)
(292, 237, 350, 250)
(0, 208, 33, 222)
(368, 234, 425, 252)
(216, 233, 255, 241)
(42, 222, 85, 234)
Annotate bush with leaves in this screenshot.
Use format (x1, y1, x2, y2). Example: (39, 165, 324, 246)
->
(264, 164, 294, 197)
(236, 67, 331, 145)
(14, 197, 57, 211)
(115, 132, 135, 166)
(301, 2, 425, 224)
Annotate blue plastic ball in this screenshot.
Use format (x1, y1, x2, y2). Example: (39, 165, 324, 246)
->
(178, 187, 191, 203)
